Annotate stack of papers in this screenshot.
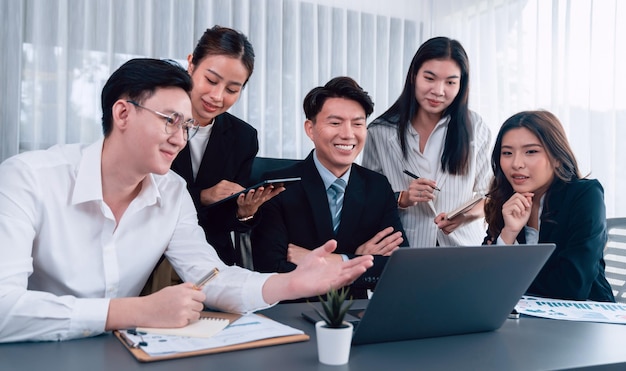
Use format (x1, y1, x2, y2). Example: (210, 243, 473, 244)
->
(515, 296, 626, 324)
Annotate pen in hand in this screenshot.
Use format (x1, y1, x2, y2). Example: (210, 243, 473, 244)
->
(403, 169, 441, 191)
(193, 267, 219, 290)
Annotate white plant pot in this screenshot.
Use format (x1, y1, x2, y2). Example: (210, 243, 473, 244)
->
(315, 320, 353, 365)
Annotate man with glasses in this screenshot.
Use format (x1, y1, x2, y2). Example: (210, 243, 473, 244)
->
(0, 58, 373, 342)
(126, 99, 200, 141)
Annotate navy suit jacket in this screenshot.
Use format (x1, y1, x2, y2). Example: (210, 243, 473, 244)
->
(251, 152, 408, 296)
(171, 112, 258, 266)
(485, 178, 614, 302)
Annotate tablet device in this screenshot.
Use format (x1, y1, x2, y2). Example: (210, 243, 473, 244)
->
(446, 194, 485, 220)
(209, 177, 301, 207)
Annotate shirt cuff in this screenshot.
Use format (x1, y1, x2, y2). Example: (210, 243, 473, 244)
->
(243, 272, 276, 312)
(70, 298, 110, 338)
(496, 235, 519, 245)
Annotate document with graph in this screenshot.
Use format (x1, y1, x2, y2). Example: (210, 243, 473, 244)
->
(515, 296, 626, 324)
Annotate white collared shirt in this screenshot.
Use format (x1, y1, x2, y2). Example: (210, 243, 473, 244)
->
(0, 139, 272, 342)
(312, 150, 351, 200)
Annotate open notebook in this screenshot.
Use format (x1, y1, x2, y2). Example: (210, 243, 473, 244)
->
(137, 317, 230, 338)
(115, 312, 309, 362)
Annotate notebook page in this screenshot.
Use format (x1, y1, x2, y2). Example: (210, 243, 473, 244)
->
(137, 317, 230, 338)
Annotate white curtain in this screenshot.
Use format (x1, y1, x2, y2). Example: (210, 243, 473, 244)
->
(1, 0, 423, 161)
(430, 0, 625, 217)
(2, 0, 624, 216)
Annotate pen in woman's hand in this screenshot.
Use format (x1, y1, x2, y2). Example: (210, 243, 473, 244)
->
(193, 267, 219, 290)
(403, 169, 441, 191)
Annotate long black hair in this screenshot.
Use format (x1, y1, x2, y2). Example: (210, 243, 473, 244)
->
(484, 110, 581, 239)
(373, 36, 472, 175)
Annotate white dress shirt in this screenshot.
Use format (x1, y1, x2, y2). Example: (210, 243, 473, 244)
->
(0, 139, 272, 342)
(362, 111, 492, 247)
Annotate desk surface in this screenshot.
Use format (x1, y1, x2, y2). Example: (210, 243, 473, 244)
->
(2, 300, 626, 371)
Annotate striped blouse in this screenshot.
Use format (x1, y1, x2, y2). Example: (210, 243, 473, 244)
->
(362, 111, 492, 247)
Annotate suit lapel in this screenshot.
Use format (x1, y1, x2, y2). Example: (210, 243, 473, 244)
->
(538, 182, 565, 242)
(337, 166, 365, 241)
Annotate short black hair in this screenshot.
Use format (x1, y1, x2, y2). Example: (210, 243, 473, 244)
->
(303, 76, 374, 121)
(100, 58, 192, 136)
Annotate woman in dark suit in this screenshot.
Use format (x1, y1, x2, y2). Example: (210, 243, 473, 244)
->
(484, 110, 614, 302)
(171, 26, 282, 266)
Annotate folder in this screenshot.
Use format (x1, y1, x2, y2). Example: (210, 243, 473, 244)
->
(114, 311, 309, 362)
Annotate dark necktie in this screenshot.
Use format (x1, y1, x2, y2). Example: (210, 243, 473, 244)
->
(329, 178, 346, 234)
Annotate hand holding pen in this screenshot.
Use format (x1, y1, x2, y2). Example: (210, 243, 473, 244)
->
(399, 169, 439, 207)
(402, 170, 441, 191)
(193, 267, 219, 290)
(119, 268, 220, 349)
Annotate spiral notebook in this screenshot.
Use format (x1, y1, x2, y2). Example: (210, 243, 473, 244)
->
(137, 317, 230, 338)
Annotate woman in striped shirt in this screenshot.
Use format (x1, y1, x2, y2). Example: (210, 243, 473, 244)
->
(362, 37, 492, 247)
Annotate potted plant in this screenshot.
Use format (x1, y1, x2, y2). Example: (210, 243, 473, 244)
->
(312, 286, 354, 365)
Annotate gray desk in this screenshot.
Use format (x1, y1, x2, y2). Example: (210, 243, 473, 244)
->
(2, 301, 626, 371)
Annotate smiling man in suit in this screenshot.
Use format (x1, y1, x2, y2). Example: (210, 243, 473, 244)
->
(251, 77, 408, 298)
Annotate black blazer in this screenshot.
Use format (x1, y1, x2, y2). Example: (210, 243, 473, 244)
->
(251, 152, 409, 296)
(485, 178, 614, 302)
(171, 112, 258, 266)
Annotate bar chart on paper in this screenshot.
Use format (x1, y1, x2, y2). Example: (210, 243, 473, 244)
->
(515, 296, 626, 324)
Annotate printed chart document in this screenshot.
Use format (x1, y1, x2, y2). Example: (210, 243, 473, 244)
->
(121, 313, 306, 357)
(515, 295, 626, 324)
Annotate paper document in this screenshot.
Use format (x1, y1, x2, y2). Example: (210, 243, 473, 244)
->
(123, 313, 305, 356)
(515, 295, 626, 324)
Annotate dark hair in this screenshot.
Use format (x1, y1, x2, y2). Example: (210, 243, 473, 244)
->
(373, 36, 472, 175)
(100, 58, 192, 136)
(191, 25, 255, 85)
(303, 76, 374, 121)
(484, 110, 581, 238)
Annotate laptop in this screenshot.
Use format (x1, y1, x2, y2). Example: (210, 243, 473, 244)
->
(303, 243, 555, 345)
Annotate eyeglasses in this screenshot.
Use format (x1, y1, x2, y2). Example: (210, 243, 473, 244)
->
(126, 100, 199, 141)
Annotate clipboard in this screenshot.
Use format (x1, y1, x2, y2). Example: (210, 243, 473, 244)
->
(209, 177, 302, 207)
(446, 195, 485, 220)
(114, 311, 309, 362)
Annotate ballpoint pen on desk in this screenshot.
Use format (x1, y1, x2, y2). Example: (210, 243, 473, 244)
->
(193, 267, 220, 290)
(402, 169, 441, 191)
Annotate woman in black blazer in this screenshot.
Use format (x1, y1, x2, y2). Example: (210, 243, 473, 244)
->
(171, 26, 282, 266)
(483, 110, 614, 302)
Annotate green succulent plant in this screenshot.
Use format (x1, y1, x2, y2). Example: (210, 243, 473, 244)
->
(313, 287, 353, 328)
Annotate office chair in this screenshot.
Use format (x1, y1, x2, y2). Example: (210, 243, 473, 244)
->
(604, 217, 626, 303)
(236, 156, 302, 269)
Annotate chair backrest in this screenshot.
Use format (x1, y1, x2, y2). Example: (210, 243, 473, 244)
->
(249, 157, 302, 185)
(604, 217, 626, 303)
